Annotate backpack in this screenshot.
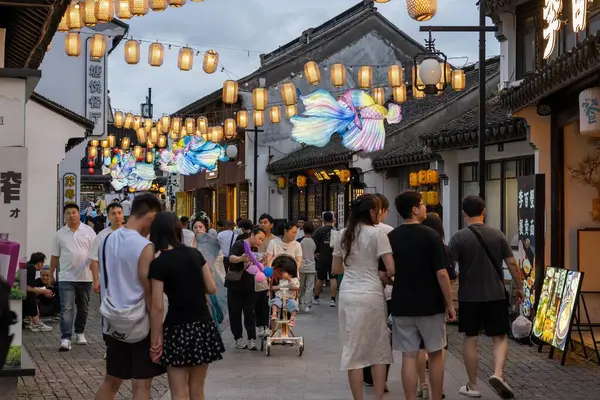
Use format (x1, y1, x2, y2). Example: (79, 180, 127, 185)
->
(0, 278, 16, 369)
(99, 233, 150, 343)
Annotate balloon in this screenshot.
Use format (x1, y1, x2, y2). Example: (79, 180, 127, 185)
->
(243, 240, 265, 272)
(264, 267, 274, 278)
(247, 264, 258, 275)
(255, 271, 266, 283)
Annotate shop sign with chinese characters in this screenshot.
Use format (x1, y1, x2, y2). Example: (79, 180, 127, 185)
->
(62, 173, 77, 226)
(0, 78, 26, 146)
(85, 40, 107, 136)
(0, 147, 27, 257)
(543, 0, 591, 59)
(579, 86, 600, 136)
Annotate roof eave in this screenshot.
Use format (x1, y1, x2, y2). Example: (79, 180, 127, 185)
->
(31, 92, 95, 130)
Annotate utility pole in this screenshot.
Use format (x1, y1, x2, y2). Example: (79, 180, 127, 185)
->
(249, 126, 263, 223)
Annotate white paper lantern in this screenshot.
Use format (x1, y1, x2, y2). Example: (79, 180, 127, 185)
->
(579, 87, 600, 136)
(225, 144, 238, 159)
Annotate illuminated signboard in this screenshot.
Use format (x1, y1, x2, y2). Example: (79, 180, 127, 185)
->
(543, 0, 589, 59)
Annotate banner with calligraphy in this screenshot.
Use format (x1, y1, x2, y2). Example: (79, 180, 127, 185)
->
(0, 147, 27, 258)
(85, 41, 107, 137)
(517, 174, 546, 321)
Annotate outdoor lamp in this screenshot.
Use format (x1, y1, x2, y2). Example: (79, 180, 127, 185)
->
(222, 80, 239, 104)
(160, 115, 170, 131)
(203, 50, 219, 74)
(121, 137, 131, 150)
(146, 151, 154, 163)
(418, 58, 442, 94)
(330, 63, 347, 87)
(196, 116, 208, 134)
(236, 110, 249, 129)
(128, 0, 150, 16)
(90, 140, 99, 148)
(270, 106, 281, 124)
(304, 61, 321, 85)
(170, 117, 182, 133)
(107, 135, 116, 148)
(133, 115, 142, 130)
(65, 33, 81, 57)
(388, 64, 404, 87)
(185, 117, 195, 133)
(148, 42, 164, 67)
(95, 0, 114, 23)
(101, 140, 109, 148)
(177, 47, 194, 71)
(116, 0, 132, 19)
(124, 39, 140, 64)
(133, 146, 143, 159)
(169, 130, 179, 140)
(406, 0, 437, 22)
(66, 2, 83, 30)
(281, 82, 297, 106)
(158, 135, 167, 148)
(149, 127, 159, 144)
(89, 34, 106, 60)
(137, 127, 148, 144)
(372, 88, 385, 105)
(225, 144, 238, 159)
(286, 104, 297, 118)
(103, 148, 111, 158)
(143, 118, 153, 133)
(252, 88, 268, 111)
(253, 110, 265, 127)
(82, 0, 97, 26)
(150, 0, 169, 11)
(224, 119, 237, 139)
(170, 0, 187, 7)
(114, 111, 124, 128)
(452, 69, 466, 91)
(58, 13, 69, 32)
(179, 126, 188, 138)
(357, 66, 373, 88)
(392, 84, 407, 104)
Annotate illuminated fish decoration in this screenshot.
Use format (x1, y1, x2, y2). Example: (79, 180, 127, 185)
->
(290, 89, 402, 153)
(158, 135, 227, 176)
(101, 152, 156, 191)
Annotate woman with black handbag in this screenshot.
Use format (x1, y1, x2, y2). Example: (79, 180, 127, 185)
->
(225, 227, 266, 351)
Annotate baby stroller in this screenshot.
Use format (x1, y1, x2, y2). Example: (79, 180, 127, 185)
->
(261, 254, 304, 357)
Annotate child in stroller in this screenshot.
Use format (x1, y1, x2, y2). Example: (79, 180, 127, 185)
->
(269, 258, 300, 328)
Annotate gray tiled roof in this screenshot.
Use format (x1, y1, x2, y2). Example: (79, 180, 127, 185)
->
(266, 136, 353, 174)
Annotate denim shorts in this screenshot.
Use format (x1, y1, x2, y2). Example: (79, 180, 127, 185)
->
(269, 297, 298, 313)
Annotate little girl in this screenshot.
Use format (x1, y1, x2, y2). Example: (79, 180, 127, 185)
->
(269, 262, 300, 327)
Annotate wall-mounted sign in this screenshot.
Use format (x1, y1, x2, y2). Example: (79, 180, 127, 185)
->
(0, 147, 28, 258)
(205, 167, 218, 180)
(0, 78, 26, 146)
(579, 87, 600, 136)
(543, 0, 589, 59)
(62, 173, 77, 226)
(337, 193, 345, 229)
(80, 183, 104, 192)
(85, 38, 107, 136)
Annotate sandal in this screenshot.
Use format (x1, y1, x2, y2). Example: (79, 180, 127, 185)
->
(417, 383, 429, 399)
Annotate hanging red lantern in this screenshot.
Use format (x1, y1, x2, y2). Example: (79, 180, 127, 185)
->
(113, 148, 119, 154)
(138, 157, 144, 162)
(87, 161, 94, 167)
(88, 155, 94, 160)
(88, 168, 95, 174)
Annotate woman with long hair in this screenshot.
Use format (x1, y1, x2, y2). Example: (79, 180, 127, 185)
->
(148, 212, 224, 400)
(333, 194, 394, 400)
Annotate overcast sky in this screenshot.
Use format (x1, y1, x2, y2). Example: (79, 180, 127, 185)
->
(107, 0, 500, 117)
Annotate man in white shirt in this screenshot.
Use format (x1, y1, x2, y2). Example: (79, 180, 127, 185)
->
(120, 196, 132, 217)
(217, 220, 237, 270)
(49, 203, 97, 351)
(90, 202, 124, 294)
(295, 217, 306, 240)
(95, 193, 165, 399)
(179, 216, 195, 247)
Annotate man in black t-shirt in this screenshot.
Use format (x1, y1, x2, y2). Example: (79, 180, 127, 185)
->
(384, 192, 454, 400)
(312, 212, 337, 307)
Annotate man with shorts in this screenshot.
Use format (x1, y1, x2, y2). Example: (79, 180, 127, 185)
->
(385, 191, 455, 400)
(449, 195, 523, 399)
(95, 194, 165, 399)
(312, 212, 337, 307)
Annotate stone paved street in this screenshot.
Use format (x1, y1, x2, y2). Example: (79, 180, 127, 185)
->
(17, 290, 600, 399)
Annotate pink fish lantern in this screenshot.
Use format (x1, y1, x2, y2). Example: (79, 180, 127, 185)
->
(247, 264, 258, 275)
(255, 271, 266, 283)
(0, 240, 21, 286)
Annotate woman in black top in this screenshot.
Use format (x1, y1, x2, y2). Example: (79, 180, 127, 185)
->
(148, 212, 224, 400)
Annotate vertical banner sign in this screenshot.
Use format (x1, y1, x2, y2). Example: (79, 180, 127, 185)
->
(62, 173, 77, 226)
(85, 39, 107, 136)
(0, 147, 28, 258)
(337, 193, 345, 229)
(517, 174, 546, 321)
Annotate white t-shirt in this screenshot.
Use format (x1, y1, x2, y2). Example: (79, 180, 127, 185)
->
(295, 228, 305, 240)
(121, 200, 132, 216)
(52, 223, 96, 282)
(90, 226, 122, 262)
(266, 238, 302, 263)
(98, 228, 152, 334)
(217, 230, 237, 256)
(182, 229, 195, 247)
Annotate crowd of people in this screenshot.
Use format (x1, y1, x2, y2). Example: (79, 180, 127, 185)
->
(20, 188, 524, 400)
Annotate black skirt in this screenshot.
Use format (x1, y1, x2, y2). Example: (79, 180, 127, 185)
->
(162, 319, 225, 367)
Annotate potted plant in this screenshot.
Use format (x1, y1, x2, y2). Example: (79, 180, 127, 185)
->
(6, 279, 26, 368)
(569, 139, 600, 222)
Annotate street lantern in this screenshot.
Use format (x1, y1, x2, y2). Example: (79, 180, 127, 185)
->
(412, 32, 455, 96)
(89, 34, 106, 60)
(388, 64, 404, 87)
(270, 106, 281, 124)
(222, 80, 239, 104)
(95, 0, 114, 23)
(406, 0, 437, 22)
(286, 104, 297, 118)
(452, 69, 466, 91)
(357, 66, 373, 88)
(281, 82, 297, 106)
(90, 139, 99, 147)
(137, 127, 147, 144)
(103, 148, 111, 158)
(143, 117, 153, 133)
(124, 113, 134, 129)
(161, 115, 170, 131)
(253, 110, 265, 127)
(114, 111, 124, 128)
(392, 84, 407, 103)
(128, 0, 149, 16)
(208, 126, 224, 143)
(148, 42, 164, 67)
(58, 13, 69, 32)
(88, 147, 97, 158)
(225, 144, 238, 159)
(185, 117, 195, 133)
(170, 117, 182, 133)
(203, 50, 219, 74)
(116, 0, 132, 19)
(252, 88, 268, 111)
(419, 58, 442, 90)
(146, 151, 154, 163)
(196, 116, 208, 134)
(304, 61, 321, 85)
(133, 115, 142, 130)
(124, 39, 140, 64)
(82, 0, 97, 26)
(170, 0, 186, 6)
(66, 2, 83, 30)
(65, 33, 81, 57)
(177, 47, 194, 71)
(330, 63, 346, 87)
(133, 146, 143, 159)
(107, 135, 116, 147)
(121, 137, 131, 150)
(150, 0, 168, 11)
(237, 110, 249, 129)
(224, 118, 237, 139)
(101, 140, 109, 148)
(372, 88, 385, 105)
(158, 135, 167, 148)
(149, 127, 159, 144)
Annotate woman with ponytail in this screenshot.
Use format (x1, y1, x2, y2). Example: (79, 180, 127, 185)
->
(332, 194, 395, 400)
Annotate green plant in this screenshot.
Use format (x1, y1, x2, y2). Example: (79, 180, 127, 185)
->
(8, 284, 26, 300)
(5, 346, 21, 367)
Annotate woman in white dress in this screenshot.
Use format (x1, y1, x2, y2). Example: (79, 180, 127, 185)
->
(333, 194, 395, 400)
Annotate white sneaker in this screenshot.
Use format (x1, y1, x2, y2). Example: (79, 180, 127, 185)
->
(459, 383, 482, 398)
(235, 338, 247, 349)
(30, 323, 52, 332)
(59, 339, 71, 352)
(305, 305, 312, 312)
(247, 339, 257, 351)
(257, 326, 264, 337)
(74, 333, 88, 345)
(312, 298, 320, 305)
(330, 299, 337, 307)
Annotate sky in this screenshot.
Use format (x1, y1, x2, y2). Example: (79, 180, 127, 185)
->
(107, 0, 500, 117)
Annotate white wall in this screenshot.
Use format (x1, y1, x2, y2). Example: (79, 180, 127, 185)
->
(25, 101, 86, 258)
(496, 10, 517, 87)
(440, 140, 535, 239)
